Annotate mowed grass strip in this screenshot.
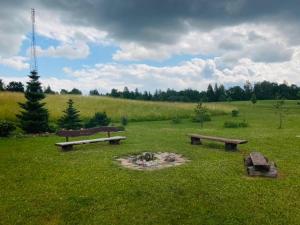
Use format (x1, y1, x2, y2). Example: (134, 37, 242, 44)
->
(0, 92, 233, 122)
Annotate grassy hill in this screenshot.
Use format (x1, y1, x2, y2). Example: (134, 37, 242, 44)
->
(0, 92, 234, 122)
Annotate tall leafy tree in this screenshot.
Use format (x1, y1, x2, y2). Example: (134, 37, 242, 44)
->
(244, 81, 253, 100)
(0, 79, 4, 91)
(44, 85, 55, 94)
(59, 99, 82, 130)
(217, 84, 226, 101)
(17, 70, 49, 133)
(207, 84, 215, 102)
(69, 88, 82, 95)
(6, 81, 24, 92)
(89, 89, 100, 96)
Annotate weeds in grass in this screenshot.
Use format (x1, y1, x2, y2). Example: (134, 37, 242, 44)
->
(224, 120, 248, 128)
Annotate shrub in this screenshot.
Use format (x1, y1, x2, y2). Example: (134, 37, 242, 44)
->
(121, 116, 128, 126)
(85, 112, 111, 128)
(231, 109, 239, 117)
(171, 116, 181, 124)
(193, 102, 211, 127)
(239, 121, 248, 127)
(0, 120, 16, 137)
(48, 123, 59, 133)
(224, 120, 248, 128)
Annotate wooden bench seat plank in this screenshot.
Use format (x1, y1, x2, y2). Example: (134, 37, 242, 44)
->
(55, 136, 126, 146)
(188, 134, 247, 144)
(250, 152, 268, 166)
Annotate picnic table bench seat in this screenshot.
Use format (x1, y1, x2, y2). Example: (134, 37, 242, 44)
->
(56, 126, 126, 151)
(188, 133, 247, 151)
(244, 152, 277, 178)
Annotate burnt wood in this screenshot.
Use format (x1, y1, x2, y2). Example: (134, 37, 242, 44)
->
(188, 133, 247, 151)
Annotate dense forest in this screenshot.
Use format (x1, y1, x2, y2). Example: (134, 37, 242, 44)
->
(106, 81, 300, 102)
(1, 79, 300, 102)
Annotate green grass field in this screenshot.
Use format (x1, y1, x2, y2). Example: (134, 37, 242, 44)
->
(0, 92, 233, 123)
(1, 95, 300, 225)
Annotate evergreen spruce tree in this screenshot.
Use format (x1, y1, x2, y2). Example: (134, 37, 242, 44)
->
(59, 99, 82, 130)
(17, 70, 49, 133)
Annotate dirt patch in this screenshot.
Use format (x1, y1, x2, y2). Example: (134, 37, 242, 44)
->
(116, 152, 189, 170)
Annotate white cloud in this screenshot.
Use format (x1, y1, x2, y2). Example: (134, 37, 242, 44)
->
(36, 41, 90, 59)
(0, 56, 29, 70)
(35, 8, 110, 45)
(113, 23, 294, 64)
(62, 50, 300, 93)
(2, 48, 300, 95)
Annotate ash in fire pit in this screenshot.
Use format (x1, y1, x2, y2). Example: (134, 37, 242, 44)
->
(117, 152, 188, 170)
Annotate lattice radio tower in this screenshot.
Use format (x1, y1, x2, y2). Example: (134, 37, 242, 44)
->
(30, 8, 38, 72)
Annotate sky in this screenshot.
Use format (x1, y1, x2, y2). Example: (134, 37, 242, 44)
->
(0, 0, 300, 94)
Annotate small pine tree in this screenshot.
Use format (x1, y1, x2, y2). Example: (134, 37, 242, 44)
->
(59, 99, 82, 130)
(17, 70, 49, 133)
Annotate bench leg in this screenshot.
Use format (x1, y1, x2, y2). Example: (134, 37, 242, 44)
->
(61, 145, 73, 151)
(225, 143, 237, 151)
(109, 140, 120, 145)
(191, 137, 202, 145)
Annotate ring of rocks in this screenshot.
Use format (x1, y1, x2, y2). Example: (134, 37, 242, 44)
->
(116, 152, 189, 170)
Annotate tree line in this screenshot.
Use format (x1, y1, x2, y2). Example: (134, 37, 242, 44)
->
(0, 79, 82, 95)
(107, 81, 300, 102)
(1, 78, 300, 102)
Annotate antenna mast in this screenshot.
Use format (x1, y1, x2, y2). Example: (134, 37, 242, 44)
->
(30, 8, 37, 72)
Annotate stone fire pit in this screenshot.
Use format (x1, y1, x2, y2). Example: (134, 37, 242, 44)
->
(116, 152, 188, 170)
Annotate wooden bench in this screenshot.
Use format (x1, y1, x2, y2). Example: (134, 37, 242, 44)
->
(188, 133, 247, 151)
(56, 126, 126, 151)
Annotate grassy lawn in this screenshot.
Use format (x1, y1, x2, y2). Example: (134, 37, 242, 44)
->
(1, 100, 300, 225)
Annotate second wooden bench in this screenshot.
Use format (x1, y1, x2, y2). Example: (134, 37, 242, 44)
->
(188, 133, 247, 151)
